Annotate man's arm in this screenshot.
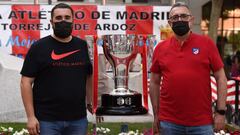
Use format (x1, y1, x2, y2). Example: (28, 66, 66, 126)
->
(21, 76, 35, 120)
(213, 68, 227, 131)
(86, 74, 93, 113)
(149, 72, 161, 116)
(214, 68, 227, 110)
(20, 76, 40, 135)
(149, 72, 161, 134)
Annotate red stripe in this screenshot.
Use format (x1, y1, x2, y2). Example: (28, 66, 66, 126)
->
(211, 88, 217, 94)
(212, 96, 217, 101)
(213, 98, 240, 105)
(227, 91, 237, 96)
(212, 88, 237, 96)
(227, 83, 236, 89)
(92, 36, 98, 114)
(126, 6, 153, 34)
(142, 36, 148, 110)
(211, 81, 235, 89)
(210, 79, 216, 84)
(71, 5, 97, 38)
(12, 5, 40, 57)
(226, 100, 240, 105)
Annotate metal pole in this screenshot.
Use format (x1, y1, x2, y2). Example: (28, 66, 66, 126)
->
(235, 80, 239, 125)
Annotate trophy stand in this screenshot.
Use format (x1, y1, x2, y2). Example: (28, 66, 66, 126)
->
(96, 34, 148, 115)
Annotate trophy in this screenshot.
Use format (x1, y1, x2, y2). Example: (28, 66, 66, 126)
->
(96, 34, 148, 115)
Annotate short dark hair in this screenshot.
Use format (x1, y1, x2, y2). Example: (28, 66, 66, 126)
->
(51, 3, 74, 19)
(169, 2, 190, 15)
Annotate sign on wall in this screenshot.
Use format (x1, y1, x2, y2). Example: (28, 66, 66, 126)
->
(0, 5, 171, 57)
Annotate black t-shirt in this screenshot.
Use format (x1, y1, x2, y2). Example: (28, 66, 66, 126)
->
(21, 35, 92, 121)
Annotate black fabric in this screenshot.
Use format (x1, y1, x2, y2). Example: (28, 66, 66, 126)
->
(171, 21, 190, 36)
(53, 21, 73, 38)
(21, 36, 92, 121)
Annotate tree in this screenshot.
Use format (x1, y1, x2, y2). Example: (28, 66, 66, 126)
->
(208, 0, 223, 43)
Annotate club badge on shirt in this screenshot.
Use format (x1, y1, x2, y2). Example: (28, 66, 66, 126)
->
(192, 48, 200, 55)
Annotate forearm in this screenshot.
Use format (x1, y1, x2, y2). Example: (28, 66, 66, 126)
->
(86, 74, 93, 104)
(214, 68, 228, 110)
(216, 77, 227, 110)
(149, 80, 160, 117)
(20, 79, 35, 118)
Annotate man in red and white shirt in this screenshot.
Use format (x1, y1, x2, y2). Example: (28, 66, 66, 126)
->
(149, 2, 227, 135)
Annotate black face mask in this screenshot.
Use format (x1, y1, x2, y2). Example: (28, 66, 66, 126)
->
(171, 21, 190, 36)
(53, 21, 73, 38)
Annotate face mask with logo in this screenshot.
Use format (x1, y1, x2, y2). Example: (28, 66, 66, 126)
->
(171, 21, 190, 36)
(53, 21, 73, 38)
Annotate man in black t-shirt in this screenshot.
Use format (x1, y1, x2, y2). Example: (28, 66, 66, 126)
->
(20, 3, 92, 135)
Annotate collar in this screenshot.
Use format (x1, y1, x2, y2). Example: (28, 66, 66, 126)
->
(51, 34, 73, 43)
(171, 32, 193, 47)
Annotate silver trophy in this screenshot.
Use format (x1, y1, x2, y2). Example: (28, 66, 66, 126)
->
(96, 34, 148, 115)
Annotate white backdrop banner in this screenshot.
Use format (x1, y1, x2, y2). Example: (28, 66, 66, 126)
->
(0, 5, 171, 56)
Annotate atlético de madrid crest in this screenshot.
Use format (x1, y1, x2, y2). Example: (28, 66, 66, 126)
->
(192, 48, 200, 55)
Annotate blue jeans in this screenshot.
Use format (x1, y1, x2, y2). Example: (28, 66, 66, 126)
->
(160, 121, 214, 135)
(39, 117, 88, 135)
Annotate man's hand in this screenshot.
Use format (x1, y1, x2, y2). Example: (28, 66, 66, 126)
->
(27, 116, 40, 135)
(214, 113, 225, 131)
(213, 68, 227, 132)
(152, 117, 160, 135)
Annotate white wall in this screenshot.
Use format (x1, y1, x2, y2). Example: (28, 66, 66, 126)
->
(0, 52, 25, 122)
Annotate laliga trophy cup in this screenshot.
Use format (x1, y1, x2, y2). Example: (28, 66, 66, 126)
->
(96, 34, 148, 115)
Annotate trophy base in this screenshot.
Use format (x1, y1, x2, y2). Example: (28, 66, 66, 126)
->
(96, 93, 148, 115)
